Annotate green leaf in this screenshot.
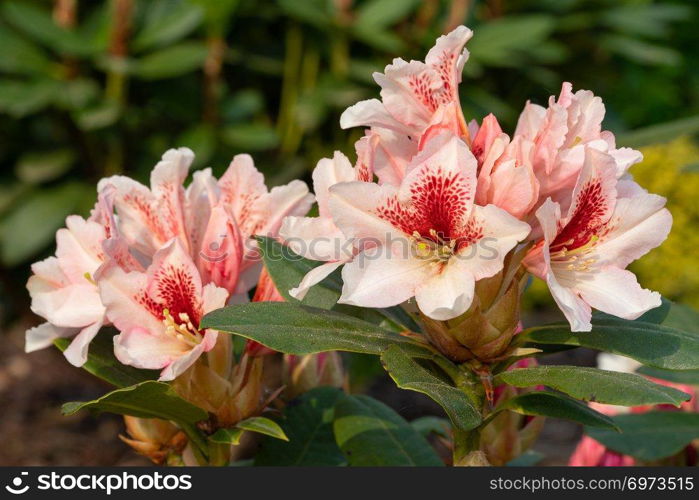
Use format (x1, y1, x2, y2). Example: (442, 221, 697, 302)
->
(54, 331, 157, 388)
(255, 235, 341, 309)
(201, 302, 431, 357)
(333, 394, 443, 466)
(1, 1, 94, 56)
(62, 381, 207, 424)
(636, 366, 699, 385)
(254, 387, 346, 466)
(0, 79, 60, 117)
(495, 366, 690, 407)
(277, 0, 335, 29)
(133, 2, 203, 51)
(469, 15, 555, 67)
(0, 25, 51, 75)
(410, 416, 451, 438)
(586, 412, 699, 461)
(355, 0, 421, 29)
(381, 345, 482, 431)
(210, 416, 288, 445)
(133, 42, 208, 80)
(236, 416, 288, 441)
(209, 427, 244, 445)
(255, 236, 421, 331)
(517, 320, 699, 370)
(0, 182, 92, 266)
(221, 123, 279, 151)
(15, 149, 74, 184)
(497, 391, 619, 430)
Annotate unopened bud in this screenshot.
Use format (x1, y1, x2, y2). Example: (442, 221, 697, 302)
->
(283, 352, 345, 400)
(120, 416, 187, 465)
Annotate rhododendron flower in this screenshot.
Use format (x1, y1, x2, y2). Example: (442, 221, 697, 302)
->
(524, 147, 671, 331)
(280, 152, 365, 300)
(99, 238, 228, 381)
(514, 82, 642, 212)
(328, 132, 530, 320)
(341, 26, 472, 138)
(472, 114, 539, 219)
(101, 148, 313, 294)
(25, 213, 108, 366)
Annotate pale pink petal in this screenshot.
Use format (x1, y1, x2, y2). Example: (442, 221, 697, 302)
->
(338, 250, 433, 309)
(201, 282, 229, 313)
(425, 25, 473, 102)
(55, 216, 105, 282)
(290, 261, 344, 301)
(29, 281, 104, 328)
(254, 180, 314, 238)
(594, 190, 672, 269)
(456, 205, 531, 281)
(312, 152, 355, 218)
(185, 167, 220, 255)
(329, 181, 405, 242)
(63, 321, 103, 367)
(25, 322, 76, 353)
(280, 216, 349, 262)
(158, 329, 218, 381)
(487, 159, 539, 219)
(197, 205, 244, 293)
(577, 267, 661, 321)
(150, 148, 192, 252)
(471, 113, 502, 162)
(113, 327, 188, 370)
(218, 153, 268, 234)
(340, 99, 412, 135)
(414, 259, 475, 320)
(366, 129, 416, 186)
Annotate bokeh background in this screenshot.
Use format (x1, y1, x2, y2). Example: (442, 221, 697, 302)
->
(1, 0, 698, 465)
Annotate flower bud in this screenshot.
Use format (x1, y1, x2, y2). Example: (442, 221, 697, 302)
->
(120, 416, 187, 465)
(420, 265, 523, 363)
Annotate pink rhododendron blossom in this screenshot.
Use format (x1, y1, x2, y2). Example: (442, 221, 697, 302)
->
(523, 147, 671, 331)
(99, 238, 228, 381)
(101, 148, 313, 294)
(280, 152, 366, 300)
(340, 26, 472, 138)
(328, 132, 530, 320)
(25, 213, 108, 366)
(514, 82, 642, 212)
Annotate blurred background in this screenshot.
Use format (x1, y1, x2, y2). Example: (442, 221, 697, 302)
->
(0, 0, 697, 465)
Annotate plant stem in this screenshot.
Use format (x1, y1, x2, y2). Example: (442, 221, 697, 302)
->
(452, 427, 481, 466)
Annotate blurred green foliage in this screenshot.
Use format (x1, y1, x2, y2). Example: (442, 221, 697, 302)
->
(1, 0, 698, 319)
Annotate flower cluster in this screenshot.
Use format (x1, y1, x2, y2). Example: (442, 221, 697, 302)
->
(282, 25, 671, 339)
(26, 148, 313, 379)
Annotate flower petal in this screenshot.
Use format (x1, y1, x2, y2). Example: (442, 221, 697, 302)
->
(414, 259, 475, 320)
(63, 321, 103, 367)
(289, 260, 344, 301)
(25, 322, 76, 353)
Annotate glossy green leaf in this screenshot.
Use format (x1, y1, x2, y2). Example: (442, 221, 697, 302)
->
(255, 235, 341, 309)
(333, 394, 443, 466)
(495, 366, 690, 407)
(133, 42, 208, 80)
(209, 427, 244, 445)
(255, 236, 421, 331)
(54, 331, 157, 388)
(381, 345, 482, 431)
(517, 320, 699, 370)
(201, 302, 431, 357)
(236, 416, 288, 441)
(255, 387, 346, 466)
(497, 392, 618, 430)
(586, 412, 699, 461)
(636, 366, 699, 385)
(62, 381, 207, 424)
